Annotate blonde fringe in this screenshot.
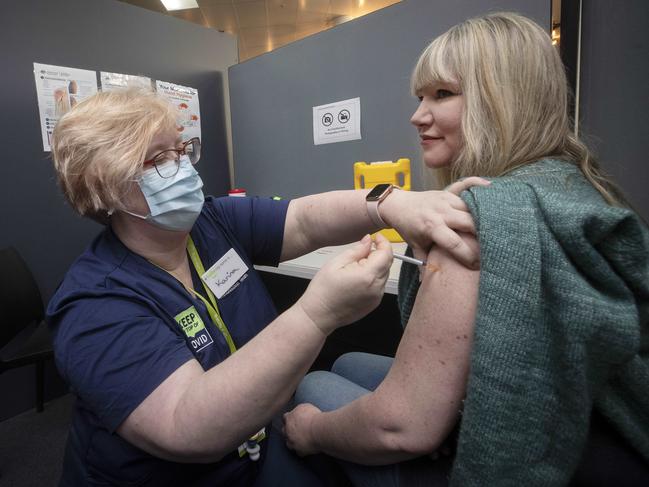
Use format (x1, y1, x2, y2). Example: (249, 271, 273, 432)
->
(412, 12, 623, 207)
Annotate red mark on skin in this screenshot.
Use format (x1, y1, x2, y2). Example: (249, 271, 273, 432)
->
(424, 263, 440, 273)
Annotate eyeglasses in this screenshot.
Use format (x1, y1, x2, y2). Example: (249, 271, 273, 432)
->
(143, 137, 201, 178)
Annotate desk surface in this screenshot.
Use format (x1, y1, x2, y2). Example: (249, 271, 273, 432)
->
(255, 242, 408, 295)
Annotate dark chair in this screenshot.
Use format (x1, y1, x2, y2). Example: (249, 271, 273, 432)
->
(570, 409, 649, 486)
(0, 246, 54, 412)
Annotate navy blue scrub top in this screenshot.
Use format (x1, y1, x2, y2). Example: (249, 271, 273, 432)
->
(47, 196, 290, 486)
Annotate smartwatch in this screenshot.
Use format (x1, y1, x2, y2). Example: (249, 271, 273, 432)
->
(366, 183, 397, 228)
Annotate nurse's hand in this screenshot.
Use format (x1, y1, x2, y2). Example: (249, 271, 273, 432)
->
(298, 233, 393, 335)
(283, 403, 322, 457)
(379, 177, 490, 269)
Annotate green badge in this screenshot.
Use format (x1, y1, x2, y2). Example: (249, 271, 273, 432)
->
(175, 306, 206, 338)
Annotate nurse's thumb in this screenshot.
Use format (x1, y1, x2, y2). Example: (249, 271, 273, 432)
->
(336, 234, 372, 266)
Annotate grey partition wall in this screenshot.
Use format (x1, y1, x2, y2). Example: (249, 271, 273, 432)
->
(0, 0, 236, 301)
(0, 0, 236, 419)
(229, 0, 549, 199)
(578, 0, 649, 220)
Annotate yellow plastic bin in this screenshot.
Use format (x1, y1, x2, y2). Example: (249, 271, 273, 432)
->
(354, 159, 411, 242)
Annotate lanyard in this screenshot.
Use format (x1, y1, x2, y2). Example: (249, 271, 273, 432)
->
(188, 236, 264, 458)
(186, 237, 237, 354)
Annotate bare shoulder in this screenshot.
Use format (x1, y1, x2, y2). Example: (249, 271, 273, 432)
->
(423, 232, 480, 281)
(404, 231, 479, 345)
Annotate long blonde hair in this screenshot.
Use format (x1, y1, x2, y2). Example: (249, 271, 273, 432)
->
(411, 12, 622, 205)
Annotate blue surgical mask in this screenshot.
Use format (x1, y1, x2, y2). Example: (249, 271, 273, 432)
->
(125, 155, 205, 232)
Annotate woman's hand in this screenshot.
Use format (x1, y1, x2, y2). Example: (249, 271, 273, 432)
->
(297, 233, 393, 335)
(283, 403, 322, 456)
(380, 177, 490, 269)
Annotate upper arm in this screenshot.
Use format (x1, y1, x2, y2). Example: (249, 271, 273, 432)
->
(117, 358, 209, 462)
(280, 198, 312, 261)
(372, 234, 479, 453)
(52, 298, 194, 432)
(51, 295, 208, 460)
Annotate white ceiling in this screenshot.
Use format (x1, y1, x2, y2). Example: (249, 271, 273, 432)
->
(119, 0, 401, 61)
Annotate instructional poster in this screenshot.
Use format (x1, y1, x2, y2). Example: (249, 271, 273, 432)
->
(33, 62, 98, 151)
(100, 72, 152, 92)
(155, 80, 201, 141)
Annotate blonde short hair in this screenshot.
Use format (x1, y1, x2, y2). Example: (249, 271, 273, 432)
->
(412, 12, 621, 204)
(51, 88, 178, 222)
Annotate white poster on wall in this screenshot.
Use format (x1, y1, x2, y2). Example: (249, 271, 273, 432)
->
(100, 72, 152, 92)
(33, 62, 98, 151)
(313, 97, 361, 145)
(155, 80, 201, 142)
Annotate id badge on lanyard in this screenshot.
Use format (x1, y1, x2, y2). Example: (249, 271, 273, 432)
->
(201, 247, 249, 299)
(238, 428, 266, 460)
(186, 237, 264, 460)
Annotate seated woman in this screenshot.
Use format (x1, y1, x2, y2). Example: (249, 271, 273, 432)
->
(284, 11, 649, 486)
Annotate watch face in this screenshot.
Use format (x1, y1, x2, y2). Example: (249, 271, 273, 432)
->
(366, 183, 392, 201)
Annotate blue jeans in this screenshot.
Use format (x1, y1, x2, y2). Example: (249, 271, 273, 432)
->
(295, 352, 452, 487)
(296, 352, 394, 412)
(254, 422, 328, 487)
(295, 353, 400, 487)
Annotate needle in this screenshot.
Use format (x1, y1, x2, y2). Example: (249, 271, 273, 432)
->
(393, 253, 426, 266)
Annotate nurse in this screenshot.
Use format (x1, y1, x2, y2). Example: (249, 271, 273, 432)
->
(47, 88, 486, 486)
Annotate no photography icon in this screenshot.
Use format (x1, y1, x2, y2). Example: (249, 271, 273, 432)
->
(322, 113, 333, 126)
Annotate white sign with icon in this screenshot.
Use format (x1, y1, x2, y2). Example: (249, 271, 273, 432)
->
(313, 97, 361, 145)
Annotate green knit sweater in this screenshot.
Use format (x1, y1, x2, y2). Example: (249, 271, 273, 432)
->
(397, 159, 649, 485)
